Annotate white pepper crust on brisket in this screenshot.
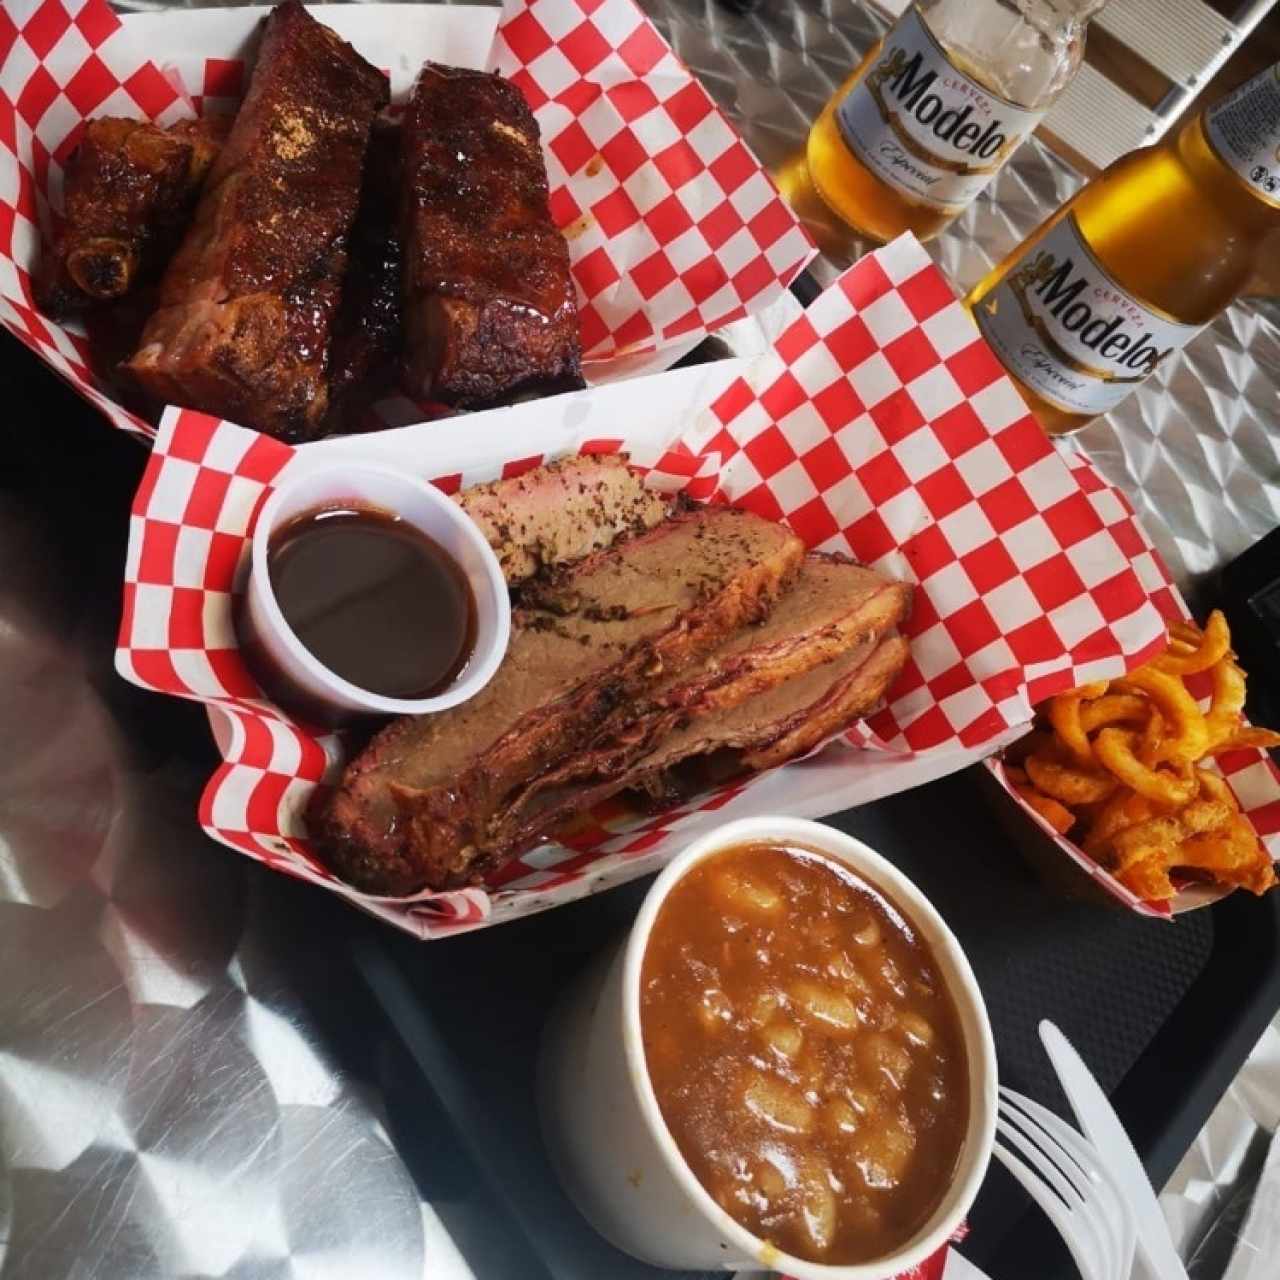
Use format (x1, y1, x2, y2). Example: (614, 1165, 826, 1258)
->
(456, 454, 669, 587)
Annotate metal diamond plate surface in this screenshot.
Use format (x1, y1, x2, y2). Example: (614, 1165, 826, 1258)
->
(0, 459, 456, 1280)
(3, 3, 1276, 1279)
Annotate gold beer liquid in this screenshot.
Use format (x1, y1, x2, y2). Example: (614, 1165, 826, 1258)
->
(805, 1, 1104, 244)
(967, 71, 1280, 435)
(808, 45, 1009, 243)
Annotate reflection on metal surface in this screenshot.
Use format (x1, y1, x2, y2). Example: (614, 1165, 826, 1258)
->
(0, 490, 433, 1280)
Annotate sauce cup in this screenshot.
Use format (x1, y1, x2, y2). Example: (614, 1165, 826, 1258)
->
(538, 815, 997, 1276)
(243, 460, 510, 723)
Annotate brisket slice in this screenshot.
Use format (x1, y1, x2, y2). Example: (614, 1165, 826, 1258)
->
(472, 563, 911, 874)
(125, 0, 388, 441)
(456, 454, 668, 587)
(39, 115, 227, 319)
(309, 507, 804, 894)
(639, 634, 912, 808)
(401, 64, 583, 408)
(500, 633, 911, 860)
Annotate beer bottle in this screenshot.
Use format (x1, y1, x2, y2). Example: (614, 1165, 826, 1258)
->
(806, 0, 1107, 244)
(967, 63, 1280, 436)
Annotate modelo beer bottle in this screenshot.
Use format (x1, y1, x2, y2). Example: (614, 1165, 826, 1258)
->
(806, 0, 1107, 243)
(968, 63, 1280, 435)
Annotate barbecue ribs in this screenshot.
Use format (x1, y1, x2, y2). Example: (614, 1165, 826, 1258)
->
(400, 63, 583, 408)
(125, 0, 388, 441)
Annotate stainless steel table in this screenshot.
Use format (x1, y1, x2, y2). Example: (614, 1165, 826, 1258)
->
(2, 4, 1277, 1278)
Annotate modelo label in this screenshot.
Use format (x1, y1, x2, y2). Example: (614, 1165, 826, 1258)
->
(1204, 62, 1280, 209)
(835, 8, 1046, 212)
(974, 214, 1204, 415)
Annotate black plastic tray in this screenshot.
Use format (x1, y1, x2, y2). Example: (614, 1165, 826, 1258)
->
(353, 769, 1280, 1280)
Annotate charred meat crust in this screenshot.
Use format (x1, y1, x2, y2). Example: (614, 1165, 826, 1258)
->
(38, 115, 228, 319)
(325, 113, 403, 429)
(400, 63, 583, 408)
(125, 0, 388, 442)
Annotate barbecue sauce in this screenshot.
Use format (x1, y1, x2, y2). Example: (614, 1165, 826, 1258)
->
(268, 505, 475, 701)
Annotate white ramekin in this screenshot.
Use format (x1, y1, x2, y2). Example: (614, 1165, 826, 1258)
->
(538, 815, 997, 1276)
(243, 461, 510, 720)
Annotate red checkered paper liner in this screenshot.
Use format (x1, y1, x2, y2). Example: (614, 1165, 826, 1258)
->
(113, 233, 1275, 939)
(983, 468, 1280, 919)
(0, 1, 814, 443)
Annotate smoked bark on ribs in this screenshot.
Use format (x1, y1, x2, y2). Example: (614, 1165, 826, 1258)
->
(400, 63, 584, 408)
(308, 507, 805, 894)
(38, 116, 227, 319)
(125, 0, 388, 442)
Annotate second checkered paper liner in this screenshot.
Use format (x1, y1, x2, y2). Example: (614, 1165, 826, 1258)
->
(114, 235, 1280, 938)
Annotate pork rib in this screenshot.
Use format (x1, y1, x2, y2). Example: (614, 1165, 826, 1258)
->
(456, 454, 669, 587)
(39, 116, 226, 319)
(309, 507, 804, 893)
(401, 64, 583, 407)
(125, 0, 388, 441)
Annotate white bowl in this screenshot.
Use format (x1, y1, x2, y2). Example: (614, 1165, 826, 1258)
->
(538, 815, 997, 1276)
(244, 460, 510, 720)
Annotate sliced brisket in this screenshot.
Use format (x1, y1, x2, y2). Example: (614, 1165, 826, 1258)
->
(309, 507, 804, 893)
(457, 454, 669, 586)
(476, 562, 911, 873)
(505, 633, 910, 855)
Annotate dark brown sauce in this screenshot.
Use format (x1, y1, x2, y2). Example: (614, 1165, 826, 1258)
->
(269, 504, 476, 700)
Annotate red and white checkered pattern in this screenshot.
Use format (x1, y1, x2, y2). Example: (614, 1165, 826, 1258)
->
(113, 236, 1279, 938)
(0, 0, 187, 441)
(0, 1, 813, 444)
(982, 479, 1280, 919)
(491, 0, 813, 357)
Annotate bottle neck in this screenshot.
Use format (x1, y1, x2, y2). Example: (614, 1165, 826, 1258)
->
(1010, 0, 1108, 38)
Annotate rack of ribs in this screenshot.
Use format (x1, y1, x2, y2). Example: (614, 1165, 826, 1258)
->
(400, 63, 584, 408)
(125, 0, 388, 441)
(38, 116, 227, 319)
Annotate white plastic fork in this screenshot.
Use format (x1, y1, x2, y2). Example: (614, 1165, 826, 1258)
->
(994, 1086, 1137, 1280)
